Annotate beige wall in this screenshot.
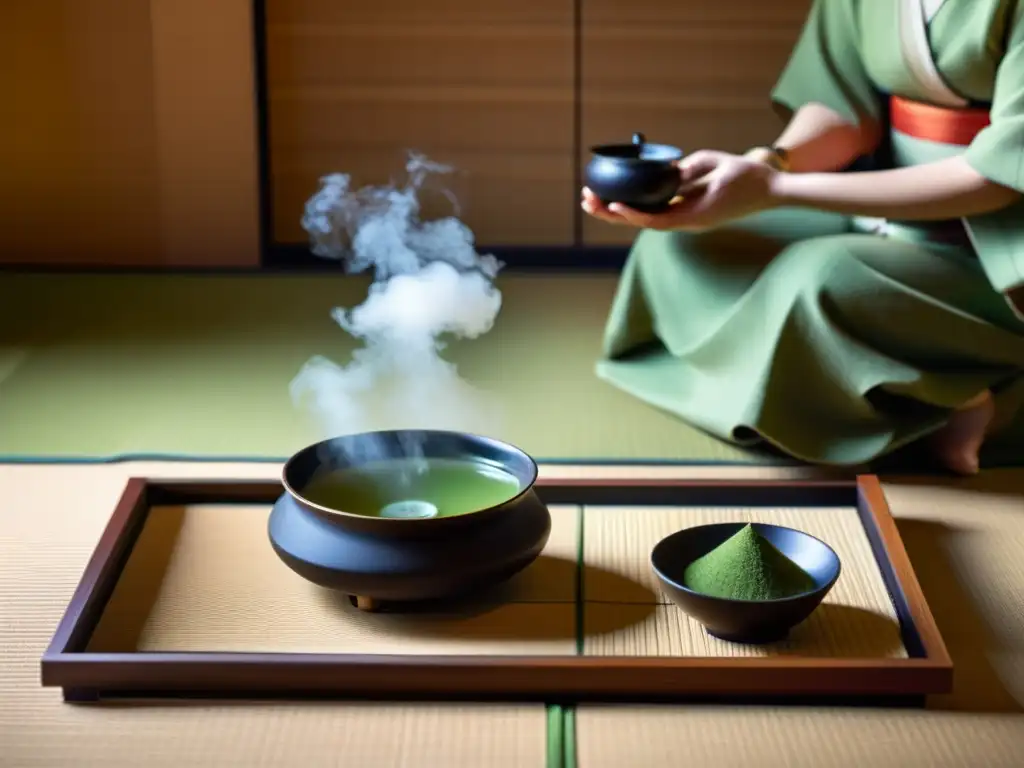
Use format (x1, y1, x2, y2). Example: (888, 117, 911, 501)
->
(0, 0, 260, 267)
(0, 0, 810, 265)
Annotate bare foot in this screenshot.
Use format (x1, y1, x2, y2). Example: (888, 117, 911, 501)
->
(930, 390, 995, 476)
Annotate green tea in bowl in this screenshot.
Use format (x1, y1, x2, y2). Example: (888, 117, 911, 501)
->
(271, 430, 549, 606)
(299, 457, 523, 519)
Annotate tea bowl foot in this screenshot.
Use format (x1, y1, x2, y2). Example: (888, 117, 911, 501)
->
(351, 595, 380, 612)
(705, 626, 790, 645)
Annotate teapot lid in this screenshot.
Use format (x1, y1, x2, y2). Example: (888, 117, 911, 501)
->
(590, 132, 683, 162)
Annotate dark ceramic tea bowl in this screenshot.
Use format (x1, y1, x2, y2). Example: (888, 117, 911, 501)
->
(585, 132, 685, 213)
(650, 522, 841, 644)
(268, 430, 551, 611)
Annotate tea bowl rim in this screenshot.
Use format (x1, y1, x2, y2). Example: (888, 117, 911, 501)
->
(650, 521, 842, 606)
(281, 429, 540, 524)
(588, 142, 685, 163)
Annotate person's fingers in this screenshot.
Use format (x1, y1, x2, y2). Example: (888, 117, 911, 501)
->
(606, 203, 657, 229)
(581, 197, 625, 224)
(581, 188, 630, 224)
(580, 194, 607, 216)
(580, 187, 606, 211)
(676, 150, 724, 185)
(659, 189, 719, 231)
(676, 175, 712, 198)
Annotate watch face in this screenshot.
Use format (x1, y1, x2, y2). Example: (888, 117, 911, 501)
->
(769, 146, 790, 170)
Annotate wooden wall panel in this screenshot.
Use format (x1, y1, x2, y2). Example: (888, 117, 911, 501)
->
(0, 0, 259, 267)
(148, 0, 260, 267)
(1, 0, 816, 262)
(581, 0, 811, 245)
(265, 0, 576, 247)
(0, 1, 161, 265)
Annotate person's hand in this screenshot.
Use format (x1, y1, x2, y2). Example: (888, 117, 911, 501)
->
(581, 150, 781, 232)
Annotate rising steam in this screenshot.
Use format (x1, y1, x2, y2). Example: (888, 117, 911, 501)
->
(290, 153, 504, 465)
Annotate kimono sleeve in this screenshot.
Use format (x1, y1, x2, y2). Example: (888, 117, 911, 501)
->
(964, 8, 1024, 194)
(771, 0, 881, 128)
(963, 7, 1024, 301)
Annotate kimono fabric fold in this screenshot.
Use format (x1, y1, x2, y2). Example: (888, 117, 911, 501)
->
(597, 0, 1024, 467)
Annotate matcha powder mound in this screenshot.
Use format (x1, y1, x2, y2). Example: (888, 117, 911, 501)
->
(682, 524, 816, 601)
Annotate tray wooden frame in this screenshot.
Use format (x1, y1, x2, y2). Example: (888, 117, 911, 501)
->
(41, 474, 953, 703)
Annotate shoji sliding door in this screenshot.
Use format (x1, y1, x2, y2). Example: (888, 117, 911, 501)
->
(264, 0, 576, 248)
(580, 0, 810, 245)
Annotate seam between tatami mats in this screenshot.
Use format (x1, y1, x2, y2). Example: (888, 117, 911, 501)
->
(546, 704, 568, 768)
(558, 504, 587, 768)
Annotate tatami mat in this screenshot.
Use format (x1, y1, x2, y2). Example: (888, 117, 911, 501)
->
(574, 706, 1024, 768)
(580, 504, 905, 659)
(575, 470, 1024, 767)
(0, 462, 550, 768)
(88, 502, 580, 656)
(0, 273, 767, 464)
(5, 273, 1023, 468)
(4, 461, 1024, 767)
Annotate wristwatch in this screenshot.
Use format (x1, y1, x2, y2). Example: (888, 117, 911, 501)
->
(746, 145, 791, 172)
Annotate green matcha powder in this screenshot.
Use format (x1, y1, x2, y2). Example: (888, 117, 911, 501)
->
(682, 524, 816, 601)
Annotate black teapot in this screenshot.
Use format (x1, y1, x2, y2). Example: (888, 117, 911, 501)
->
(584, 132, 684, 213)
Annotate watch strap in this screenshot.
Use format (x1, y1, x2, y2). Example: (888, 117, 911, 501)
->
(746, 145, 791, 172)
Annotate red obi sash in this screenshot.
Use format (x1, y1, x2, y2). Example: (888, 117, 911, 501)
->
(890, 95, 991, 147)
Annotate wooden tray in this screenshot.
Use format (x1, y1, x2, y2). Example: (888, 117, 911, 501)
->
(41, 474, 952, 703)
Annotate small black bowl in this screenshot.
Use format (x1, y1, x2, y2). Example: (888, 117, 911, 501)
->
(650, 523, 841, 644)
(585, 132, 684, 213)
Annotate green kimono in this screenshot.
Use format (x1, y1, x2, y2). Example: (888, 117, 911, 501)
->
(598, 0, 1024, 466)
